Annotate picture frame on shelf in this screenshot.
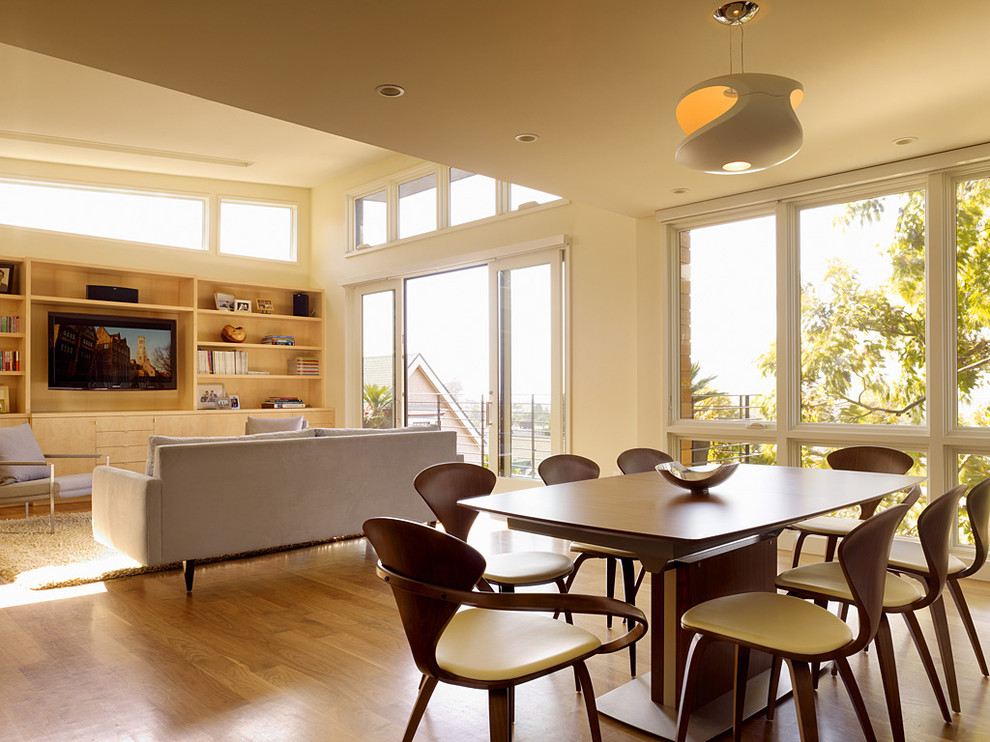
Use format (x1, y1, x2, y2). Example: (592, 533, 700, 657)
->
(0, 385, 8, 414)
(229, 394, 240, 410)
(214, 292, 236, 311)
(197, 383, 225, 410)
(0, 263, 14, 294)
(216, 396, 233, 410)
(254, 298, 274, 314)
(234, 299, 252, 313)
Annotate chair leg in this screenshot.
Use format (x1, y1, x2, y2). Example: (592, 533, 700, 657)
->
(732, 646, 750, 742)
(619, 557, 638, 676)
(901, 611, 952, 722)
(948, 577, 989, 676)
(563, 553, 591, 593)
(786, 660, 820, 742)
(403, 676, 439, 742)
(792, 531, 809, 567)
(766, 655, 782, 720)
(675, 633, 713, 742)
(554, 577, 573, 625)
(573, 661, 602, 742)
(823, 535, 839, 563)
(488, 687, 512, 742)
(928, 595, 960, 713)
(873, 616, 906, 742)
(605, 557, 616, 628)
(833, 655, 878, 742)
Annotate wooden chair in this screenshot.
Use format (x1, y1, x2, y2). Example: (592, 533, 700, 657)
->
(538, 453, 642, 676)
(790, 445, 915, 567)
(676, 504, 908, 742)
(884, 476, 990, 679)
(616, 447, 674, 476)
(414, 462, 574, 594)
(775, 486, 967, 741)
(364, 516, 648, 742)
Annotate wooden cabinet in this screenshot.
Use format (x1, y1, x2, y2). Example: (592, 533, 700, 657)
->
(194, 279, 324, 411)
(0, 257, 332, 439)
(0, 257, 27, 415)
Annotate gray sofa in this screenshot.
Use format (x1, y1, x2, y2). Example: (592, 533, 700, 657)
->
(92, 426, 458, 589)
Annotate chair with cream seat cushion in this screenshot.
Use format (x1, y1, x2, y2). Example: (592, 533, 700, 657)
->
(539, 453, 643, 676)
(413, 462, 574, 594)
(789, 445, 915, 568)
(676, 505, 908, 742)
(364, 516, 647, 742)
(883, 476, 989, 678)
(616, 447, 674, 476)
(775, 486, 967, 742)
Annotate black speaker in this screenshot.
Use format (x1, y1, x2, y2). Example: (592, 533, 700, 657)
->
(293, 293, 309, 317)
(86, 284, 139, 303)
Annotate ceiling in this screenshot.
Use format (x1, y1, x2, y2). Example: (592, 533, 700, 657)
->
(0, 1, 988, 218)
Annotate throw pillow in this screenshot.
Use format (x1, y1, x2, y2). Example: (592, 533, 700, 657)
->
(0, 423, 50, 484)
(145, 428, 316, 476)
(244, 415, 308, 435)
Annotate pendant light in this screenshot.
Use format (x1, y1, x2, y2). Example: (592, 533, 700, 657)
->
(675, 2, 803, 174)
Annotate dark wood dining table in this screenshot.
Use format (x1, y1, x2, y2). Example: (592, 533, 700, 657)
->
(460, 463, 924, 741)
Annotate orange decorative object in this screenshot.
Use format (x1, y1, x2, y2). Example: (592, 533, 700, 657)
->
(221, 325, 247, 343)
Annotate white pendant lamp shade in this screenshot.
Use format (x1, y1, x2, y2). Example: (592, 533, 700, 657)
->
(675, 72, 804, 174)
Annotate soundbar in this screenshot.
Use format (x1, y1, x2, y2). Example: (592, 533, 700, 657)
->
(86, 285, 139, 303)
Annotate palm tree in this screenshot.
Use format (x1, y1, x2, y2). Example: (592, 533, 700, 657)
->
(363, 383, 394, 428)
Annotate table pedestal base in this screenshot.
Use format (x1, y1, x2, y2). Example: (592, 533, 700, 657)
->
(597, 669, 792, 741)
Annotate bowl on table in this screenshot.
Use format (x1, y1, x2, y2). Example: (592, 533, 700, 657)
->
(655, 461, 739, 494)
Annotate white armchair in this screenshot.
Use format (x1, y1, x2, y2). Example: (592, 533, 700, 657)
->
(0, 423, 107, 532)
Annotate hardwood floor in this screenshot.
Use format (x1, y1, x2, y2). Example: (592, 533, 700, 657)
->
(0, 510, 988, 741)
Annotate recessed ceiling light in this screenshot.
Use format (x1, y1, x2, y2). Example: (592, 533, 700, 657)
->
(671, 187, 690, 195)
(514, 133, 539, 143)
(376, 84, 405, 98)
(892, 136, 918, 146)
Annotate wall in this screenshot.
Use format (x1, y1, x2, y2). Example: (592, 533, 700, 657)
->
(311, 154, 650, 473)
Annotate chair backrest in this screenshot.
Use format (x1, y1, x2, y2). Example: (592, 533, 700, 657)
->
(538, 454, 600, 485)
(913, 485, 969, 601)
(960, 477, 990, 579)
(826, 445, 915, 518)
(837, 504, 908, 652)
(364, 517, 486, 678)
(616, 447, 673, 475)
(413, 462, 496, 542)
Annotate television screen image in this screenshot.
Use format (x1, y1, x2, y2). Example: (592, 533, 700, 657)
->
(49, 312, 177, 390)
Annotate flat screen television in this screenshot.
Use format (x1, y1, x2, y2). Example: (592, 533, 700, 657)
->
(48, 311, 177, 390)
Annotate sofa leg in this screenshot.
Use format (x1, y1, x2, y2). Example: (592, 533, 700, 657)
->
(183, 560, 196, 592)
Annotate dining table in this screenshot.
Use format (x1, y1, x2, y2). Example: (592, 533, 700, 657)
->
(460, 462, 924, 741)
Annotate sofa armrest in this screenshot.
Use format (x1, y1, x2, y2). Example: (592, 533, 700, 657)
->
(92, 466, 163, 566)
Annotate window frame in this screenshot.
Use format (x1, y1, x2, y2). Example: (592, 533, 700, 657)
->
(661, 157, 990, 554)
(217, 196, 298, 263)
(345, 163, 566, 253)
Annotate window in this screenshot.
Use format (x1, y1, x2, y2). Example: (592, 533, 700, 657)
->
(362, 290, 396, 429)
(799, 191, 926, 424)
(0, 178, 206, 250)
(510, 183, 560, 211)
(956, 176, 990, 426)
(398, 174, 437, 239)
(450, 168, 496, 226)
(347, 166, 563, 250)
(219, 199, 296, 261)
(678, 216, 776, 423)
(355, 189, 387, 247)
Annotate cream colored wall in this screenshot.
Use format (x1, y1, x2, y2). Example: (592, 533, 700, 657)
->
(0, 157, 313, 288)
(311, 155, 650, 472)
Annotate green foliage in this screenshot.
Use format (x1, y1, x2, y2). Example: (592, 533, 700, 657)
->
(362, 383, 394, 429)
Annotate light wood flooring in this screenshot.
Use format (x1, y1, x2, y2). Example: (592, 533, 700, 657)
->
(0, 501, 988, 741)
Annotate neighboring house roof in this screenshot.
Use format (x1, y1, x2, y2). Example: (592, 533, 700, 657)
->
(406, 353, 483, 448)
(361, 355, 394, 389)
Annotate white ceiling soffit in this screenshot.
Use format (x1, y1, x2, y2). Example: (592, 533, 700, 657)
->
(0, 1, 988, 217)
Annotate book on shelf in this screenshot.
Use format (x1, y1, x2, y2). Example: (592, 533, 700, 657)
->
(262, 335, 295, 345)
(288, 356, 319, 375)
(0, 315, 20, 333)
(262, 395, 306, 409)
(0, 350, 20, 371)
(198, 349, 249, 375)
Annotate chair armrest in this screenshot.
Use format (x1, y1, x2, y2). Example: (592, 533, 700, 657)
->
(377, 563, 649, 655)
(44, 453, 111, 465)
(1, 460, 51, 467)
